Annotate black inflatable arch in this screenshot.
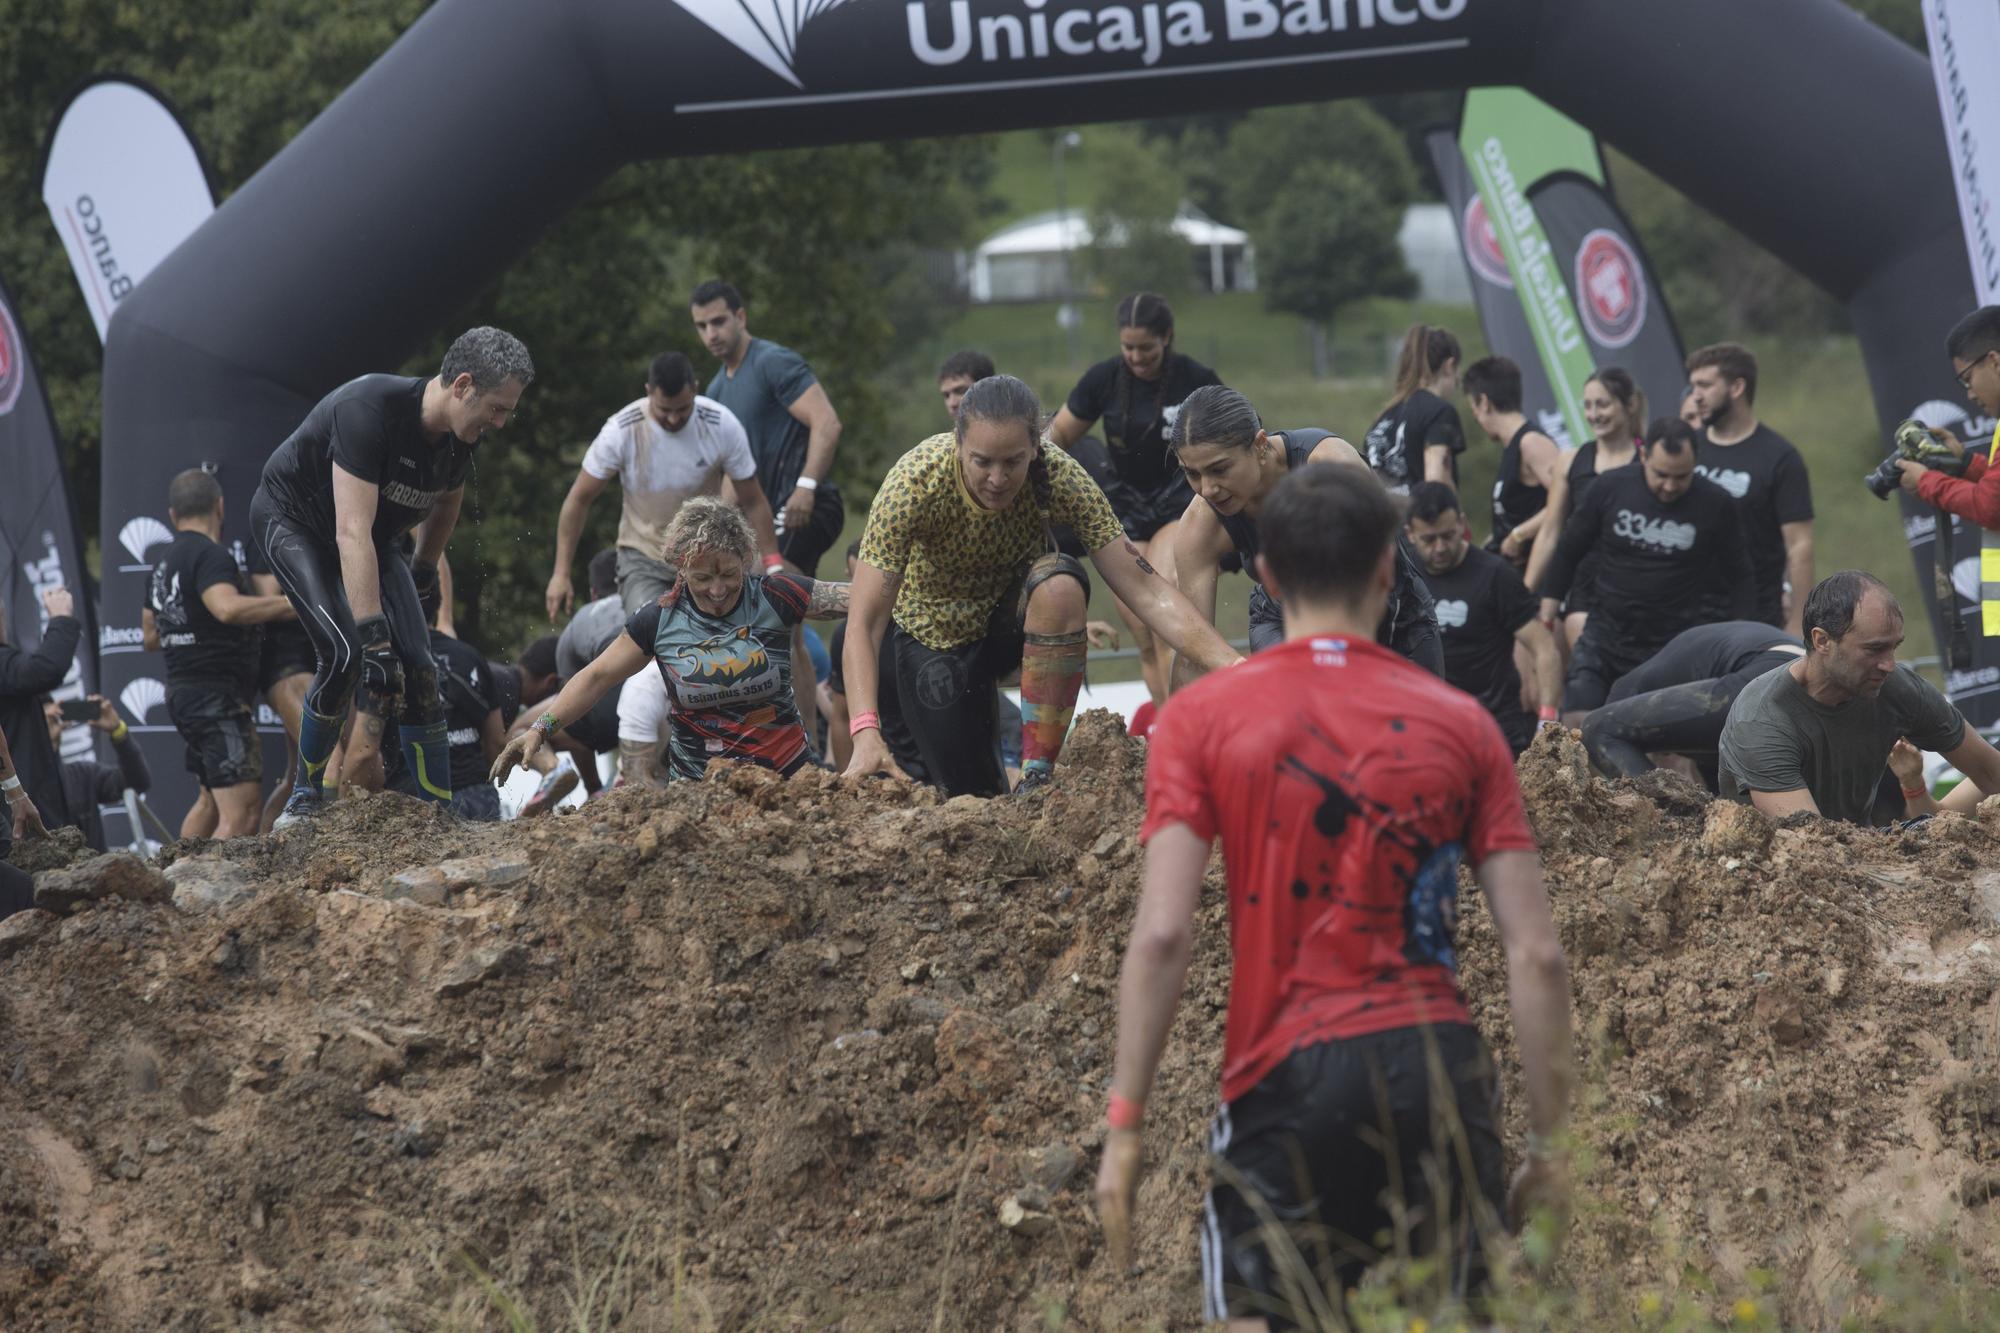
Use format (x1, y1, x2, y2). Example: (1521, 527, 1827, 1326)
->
(97, 0, 1975, 778)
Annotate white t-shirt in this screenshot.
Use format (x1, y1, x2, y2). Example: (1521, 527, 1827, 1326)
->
(617, 662, 672, 745)
(583, 396, 757, 558)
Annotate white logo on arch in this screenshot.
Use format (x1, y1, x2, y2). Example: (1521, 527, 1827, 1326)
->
(670, 0, 860, 89)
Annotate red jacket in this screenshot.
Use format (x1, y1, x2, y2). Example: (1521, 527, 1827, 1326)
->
(1917, 449, 2000, 529)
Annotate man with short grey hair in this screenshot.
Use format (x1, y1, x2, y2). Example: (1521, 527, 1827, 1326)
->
(251, 326, 532, 827)
(1720, 570, 2000, 824)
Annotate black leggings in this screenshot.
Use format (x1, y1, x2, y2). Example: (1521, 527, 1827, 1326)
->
(1582, 649, 1799, 782)
(0, 859, 33, 920)
(249, 491, 441, 724)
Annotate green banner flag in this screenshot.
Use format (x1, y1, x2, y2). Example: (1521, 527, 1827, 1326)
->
(1459, 88, 1600, 445)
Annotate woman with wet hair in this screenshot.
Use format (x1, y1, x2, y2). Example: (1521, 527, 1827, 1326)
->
(1167, 384, 1443, 686)
(1046, 293, 1223, 707)
(844, 374, 1240, 797)
(493, 496, 849, 783)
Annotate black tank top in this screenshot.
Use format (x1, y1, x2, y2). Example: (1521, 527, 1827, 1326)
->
(1490, 422, 1547, 549)
(1209, 429, 1437, 650)
(1565, 438, 1637, 520)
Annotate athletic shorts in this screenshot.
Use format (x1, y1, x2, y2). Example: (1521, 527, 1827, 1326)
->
(1203, 1024, 1506, 1329)
(450, 781, 501, 822)
(167, 686, 263, 790)
(258, 623, 318, 694)
(777, 481, 845, 580)
(616, 548, 678, 618)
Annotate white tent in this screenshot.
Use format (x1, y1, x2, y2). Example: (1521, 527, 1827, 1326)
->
(968, 206, 1256, 303)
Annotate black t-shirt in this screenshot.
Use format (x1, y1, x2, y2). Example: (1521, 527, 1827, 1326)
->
(258, 374, 473, 547)
(1363, 389, 1466, 493)
(1695, 424, 1813, 626)
(1064, 352, 1222, 492)
(1537, 468, 1754, 645)
(1418, 545, 1538, 726)
(827, 619, 848, 696)
(488, 660, 523, 728)
(146, 530, 257, 696)
(387, 629, 498, 794)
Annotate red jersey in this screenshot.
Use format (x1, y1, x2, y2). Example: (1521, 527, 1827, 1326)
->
(1143, 635, 1535, 1103)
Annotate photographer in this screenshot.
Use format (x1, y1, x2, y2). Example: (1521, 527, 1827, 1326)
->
(1897, 307, 2000, 540)
(40, 694, 152, 851)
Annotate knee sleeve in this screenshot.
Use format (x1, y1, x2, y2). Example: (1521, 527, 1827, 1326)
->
(1016, 553, 1091, 629)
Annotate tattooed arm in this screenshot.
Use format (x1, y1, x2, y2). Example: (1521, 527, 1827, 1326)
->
(1093, 537, 1241, 676)
(804, 579, 851, 620)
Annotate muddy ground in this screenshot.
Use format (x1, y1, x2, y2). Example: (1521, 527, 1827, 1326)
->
(3, 714, 1999, 1329)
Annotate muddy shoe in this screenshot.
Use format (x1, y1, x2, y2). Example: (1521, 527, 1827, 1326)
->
(520, 762, 579, 819)
(272, 786, 324, 832)
(1012, 767, 1053, 799)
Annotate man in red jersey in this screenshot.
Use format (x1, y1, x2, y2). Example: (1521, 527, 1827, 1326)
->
(1094, 464, 1574, 1329)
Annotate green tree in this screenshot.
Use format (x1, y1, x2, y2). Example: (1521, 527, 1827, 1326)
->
(1082, 135, 1194, 301)
(1257, 161, 1414, 376)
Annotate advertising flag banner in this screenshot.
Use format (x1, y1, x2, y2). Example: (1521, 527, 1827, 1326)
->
(40, 77, 216, 342)
(1923, 0, 2000, 306)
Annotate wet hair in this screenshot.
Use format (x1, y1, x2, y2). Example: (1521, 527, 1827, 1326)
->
(1168, 384, 1261, 457)
(519, 634, 560, 680)
(1803, 570, 1897, 644)
(1386, 324, 1461, 408)
(441, 326, 534, 393)
(955, 375, 1052, 515)
(1461, 356, 1523, 413)
(1585, 366, 1647, 438)
(647, 351, 696, 395)
(1642, 417, 1701, 457)
(167, 467, 223, 521)
(1113, 293, 1176, 454)
(1946, 306, 2000, 365)
(1404, 480, 1462, 525)
(1258, 465, 1402, 608)
(588, 548, 619, 601)
(690, 279, 743, 312)
(663, 495, 756, 569)
(937, 349, 996, 384)
(1686, 341, 1758, 405)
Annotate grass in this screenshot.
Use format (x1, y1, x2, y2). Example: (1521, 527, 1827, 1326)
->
(846, 291, 1935, 687)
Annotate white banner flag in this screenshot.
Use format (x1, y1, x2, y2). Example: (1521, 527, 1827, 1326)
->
(1924, 0, 2000, 305)
(40, 78, 216, 342)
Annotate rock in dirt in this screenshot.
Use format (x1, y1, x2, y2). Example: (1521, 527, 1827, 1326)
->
(0, 908, 55, 959)
(6, 824, 90, 873)
(997, 1195, 1054, 1237)
(33, 852, 170, 913)
(388, 853, 531, 906)
(433, 942, 526, 997)
(1702, 800, 1773, 859)
(1753, 985, 1809, 1046)
(166, 857, 260, 914)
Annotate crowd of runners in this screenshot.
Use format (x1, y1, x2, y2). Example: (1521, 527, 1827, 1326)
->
(9, 281, 2000, 1327)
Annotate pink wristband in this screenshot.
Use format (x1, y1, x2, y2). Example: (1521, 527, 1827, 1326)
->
(762, 552, 785, 572)
(848, 711, 881, 737)
(1538, 706, 1559, 722)
(1106, 1092, 1144, 1132)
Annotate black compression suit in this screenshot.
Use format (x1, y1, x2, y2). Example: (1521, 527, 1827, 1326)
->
(1581, 620, 1803, 783)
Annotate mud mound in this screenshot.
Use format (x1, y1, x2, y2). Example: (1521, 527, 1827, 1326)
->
(4, 715, 2000, 1328)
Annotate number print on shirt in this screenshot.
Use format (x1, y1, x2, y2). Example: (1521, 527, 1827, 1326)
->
(1695, 465, 1751, 499)
(1613, 508, 1697, 551)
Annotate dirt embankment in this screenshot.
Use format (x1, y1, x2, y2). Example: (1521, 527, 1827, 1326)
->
(3, 716, 2000, 1329)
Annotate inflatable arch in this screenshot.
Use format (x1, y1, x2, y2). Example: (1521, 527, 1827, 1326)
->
(96, 0, 1979, 787)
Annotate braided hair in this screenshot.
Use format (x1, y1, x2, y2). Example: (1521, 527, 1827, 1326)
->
(1168, 384, 1262, 459)
(1113, 293, 1176, 455)
(956, 374, 1052, 520)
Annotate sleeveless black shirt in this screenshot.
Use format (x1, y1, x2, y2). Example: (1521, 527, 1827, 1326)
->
(1489, 421, 1548, 551)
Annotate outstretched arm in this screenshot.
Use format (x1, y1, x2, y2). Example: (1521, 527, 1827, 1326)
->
(839, 561, 912, 782)
(1167, 500, 1229, 692)
(1094, 537, 1240, 677)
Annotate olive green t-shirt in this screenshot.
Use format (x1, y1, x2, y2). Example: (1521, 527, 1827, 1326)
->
(1719, 663, 1964, 825)
(859, 433, 1123, 651)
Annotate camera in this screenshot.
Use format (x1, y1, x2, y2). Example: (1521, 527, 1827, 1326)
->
(1866, 419, 1968, 499)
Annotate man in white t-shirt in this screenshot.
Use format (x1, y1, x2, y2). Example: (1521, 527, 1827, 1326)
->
(544, 351, 784, 620)
(615, 657, 672, 788)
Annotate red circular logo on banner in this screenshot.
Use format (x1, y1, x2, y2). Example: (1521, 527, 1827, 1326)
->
(0, 301, 21, 417)
(1574, 229, 1646, 349)
(1462, 197, 1512, 289)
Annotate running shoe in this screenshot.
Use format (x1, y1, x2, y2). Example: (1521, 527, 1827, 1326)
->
(519, 759, 579, 819)
(272, 785, 324, 831)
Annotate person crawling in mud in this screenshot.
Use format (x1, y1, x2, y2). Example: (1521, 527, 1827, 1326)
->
(492, 497, 848, 784)
(1720, 570, 2000, 824)
(1095, 463, 1574, 1329)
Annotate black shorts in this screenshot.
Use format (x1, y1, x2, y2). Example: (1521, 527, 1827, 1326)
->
(1562, 553, 1600, 617)
(777, 481, 845, 580)
(1203, 1024, 1505, 1329)
(449, 782, 501, 822)
(258, 622, 318, 694)
(168, 686, 263, 790)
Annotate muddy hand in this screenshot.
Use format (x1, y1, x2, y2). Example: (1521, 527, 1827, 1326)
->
(1094, 1129, 1143, 1273)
